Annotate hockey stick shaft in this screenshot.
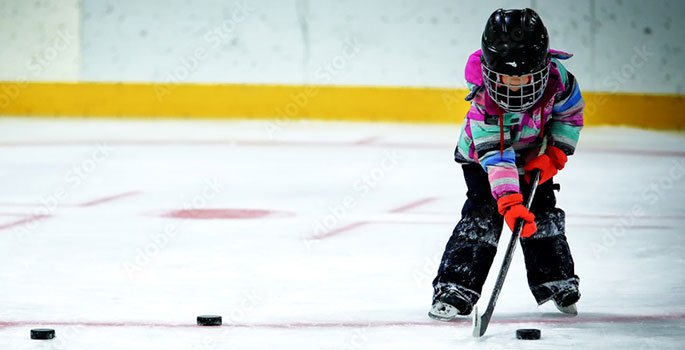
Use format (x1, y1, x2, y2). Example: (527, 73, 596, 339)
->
(473, 170, 541, 337)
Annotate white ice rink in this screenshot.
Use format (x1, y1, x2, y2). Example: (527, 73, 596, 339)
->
(0, 117, 683, 349)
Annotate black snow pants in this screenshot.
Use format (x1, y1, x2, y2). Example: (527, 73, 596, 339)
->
(432, 163, 580, 307)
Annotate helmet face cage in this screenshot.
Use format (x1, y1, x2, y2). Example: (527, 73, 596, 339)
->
(481, 62, 550, 112)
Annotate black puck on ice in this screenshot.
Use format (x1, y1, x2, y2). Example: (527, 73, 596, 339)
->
(197, 315, 222, 326)
(30, 328, 55, 340)
(516, 328, 541, 340)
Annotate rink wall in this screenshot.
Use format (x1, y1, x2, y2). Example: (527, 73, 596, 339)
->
(1, 82, 684, 130)
(0, 0, 684, 129)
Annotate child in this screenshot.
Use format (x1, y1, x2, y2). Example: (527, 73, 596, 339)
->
(429, 8, 584, 321)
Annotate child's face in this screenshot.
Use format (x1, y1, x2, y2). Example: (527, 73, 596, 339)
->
(500, 74, 532, 92)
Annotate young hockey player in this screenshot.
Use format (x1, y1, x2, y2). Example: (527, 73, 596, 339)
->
(429, 8, 584, 321)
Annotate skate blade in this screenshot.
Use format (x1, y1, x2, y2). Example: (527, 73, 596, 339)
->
(428, 301, 460, 321)
(555, 302, 578, 316)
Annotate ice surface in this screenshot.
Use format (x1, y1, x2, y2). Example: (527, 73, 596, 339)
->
(0, 117, 683, 349)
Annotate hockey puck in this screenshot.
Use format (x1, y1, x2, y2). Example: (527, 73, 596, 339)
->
(30, 328, 55, 340)
(516, 328, 541, 340)
(197, 315, 222, 326)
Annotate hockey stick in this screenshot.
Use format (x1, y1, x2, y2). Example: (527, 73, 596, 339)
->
(472, 170, 541, 338)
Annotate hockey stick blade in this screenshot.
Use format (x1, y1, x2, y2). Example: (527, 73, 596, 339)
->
(471, 306, 481, 337)
(472, 305, 493, 337)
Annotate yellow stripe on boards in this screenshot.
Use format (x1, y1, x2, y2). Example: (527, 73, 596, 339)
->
(582, 92, 684, 130)
(0, 82, 682, 130)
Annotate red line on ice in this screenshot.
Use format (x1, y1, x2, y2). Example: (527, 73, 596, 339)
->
(388, 197, 440, 213)
(583, 147, 685, 158)
(78, 191, 141, 207)
(307, 218, 673, 241)
(160, 208, 293, 219)
(569, 213, 685, 220)
(408, 211, 685, 221)
(372, 220, 451, 225)
(0, 192, 141, 208)
(1, 313, 684, 330)
(367, 221, 673, 230)
(0, 214, 51, 231)
(0, 140, 682, 158)
(308, 222, 370, 240)
(0, 202, 52, 207)
(570, 224, 673, 230)
(354, 136, 381, 145)
(307, 219, 453, 240)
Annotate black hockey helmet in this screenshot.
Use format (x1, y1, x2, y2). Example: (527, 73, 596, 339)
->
(481, 8, 550, 112)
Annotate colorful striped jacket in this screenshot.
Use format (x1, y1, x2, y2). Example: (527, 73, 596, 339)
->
(454, 49, 584, 199)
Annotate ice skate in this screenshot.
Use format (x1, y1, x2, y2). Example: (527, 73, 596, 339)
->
(553, 290, 580, 316)
(554, 301, 578, 315)
(428, 290, 473, 321)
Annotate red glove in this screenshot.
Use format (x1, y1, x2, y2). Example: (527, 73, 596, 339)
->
(497, 194, 537, 238)
(524, 145, 568, 184)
